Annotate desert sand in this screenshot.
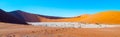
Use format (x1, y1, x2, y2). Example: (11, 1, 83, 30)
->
(1, 9, 120, 37)
(0, 22, 120, 37)
(80, 11, 120, 24)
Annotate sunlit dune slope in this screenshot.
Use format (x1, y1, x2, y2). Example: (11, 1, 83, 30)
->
(38, 14, 90, 22)
(80, 11, 120, 24)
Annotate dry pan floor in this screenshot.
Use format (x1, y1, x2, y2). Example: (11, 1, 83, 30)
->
(0, 22, 120, 37)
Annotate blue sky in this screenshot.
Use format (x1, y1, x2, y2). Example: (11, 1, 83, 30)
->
(0, 0, 120, 17)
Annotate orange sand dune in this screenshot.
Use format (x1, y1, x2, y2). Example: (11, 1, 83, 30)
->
(80, 11, 120, 24)
(0, 22, 120, 37)
(4, 9, 120, 24)
(39, 14, 90, 22)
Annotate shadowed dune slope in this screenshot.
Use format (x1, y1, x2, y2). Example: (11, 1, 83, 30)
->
(0, 9, 27, 24)
(9, 10, 90, 22)
(9, 10, 40, 22)
(80, 11, 120, 24)
(9, 10, 67, 22)
(38, 14, 90, 22)
(38, 15, 66, 19)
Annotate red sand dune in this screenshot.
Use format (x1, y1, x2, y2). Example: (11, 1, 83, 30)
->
(8, 10, 120, 24)
(1, 9, 120, 25)
(80, 11, 120, 24)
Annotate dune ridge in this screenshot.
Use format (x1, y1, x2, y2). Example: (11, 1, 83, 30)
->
(80, 11, 120, 24)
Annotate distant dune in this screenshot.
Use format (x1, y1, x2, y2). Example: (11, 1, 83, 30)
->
(8, 9, 90, 22)
(0, 9, 27, 24)
(9, 10, 40, 22)
(38, 14, 90, 22)
(80, 11, 120, 24)
(1, 9, 120, 24)
(9, 10, 67, 22)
